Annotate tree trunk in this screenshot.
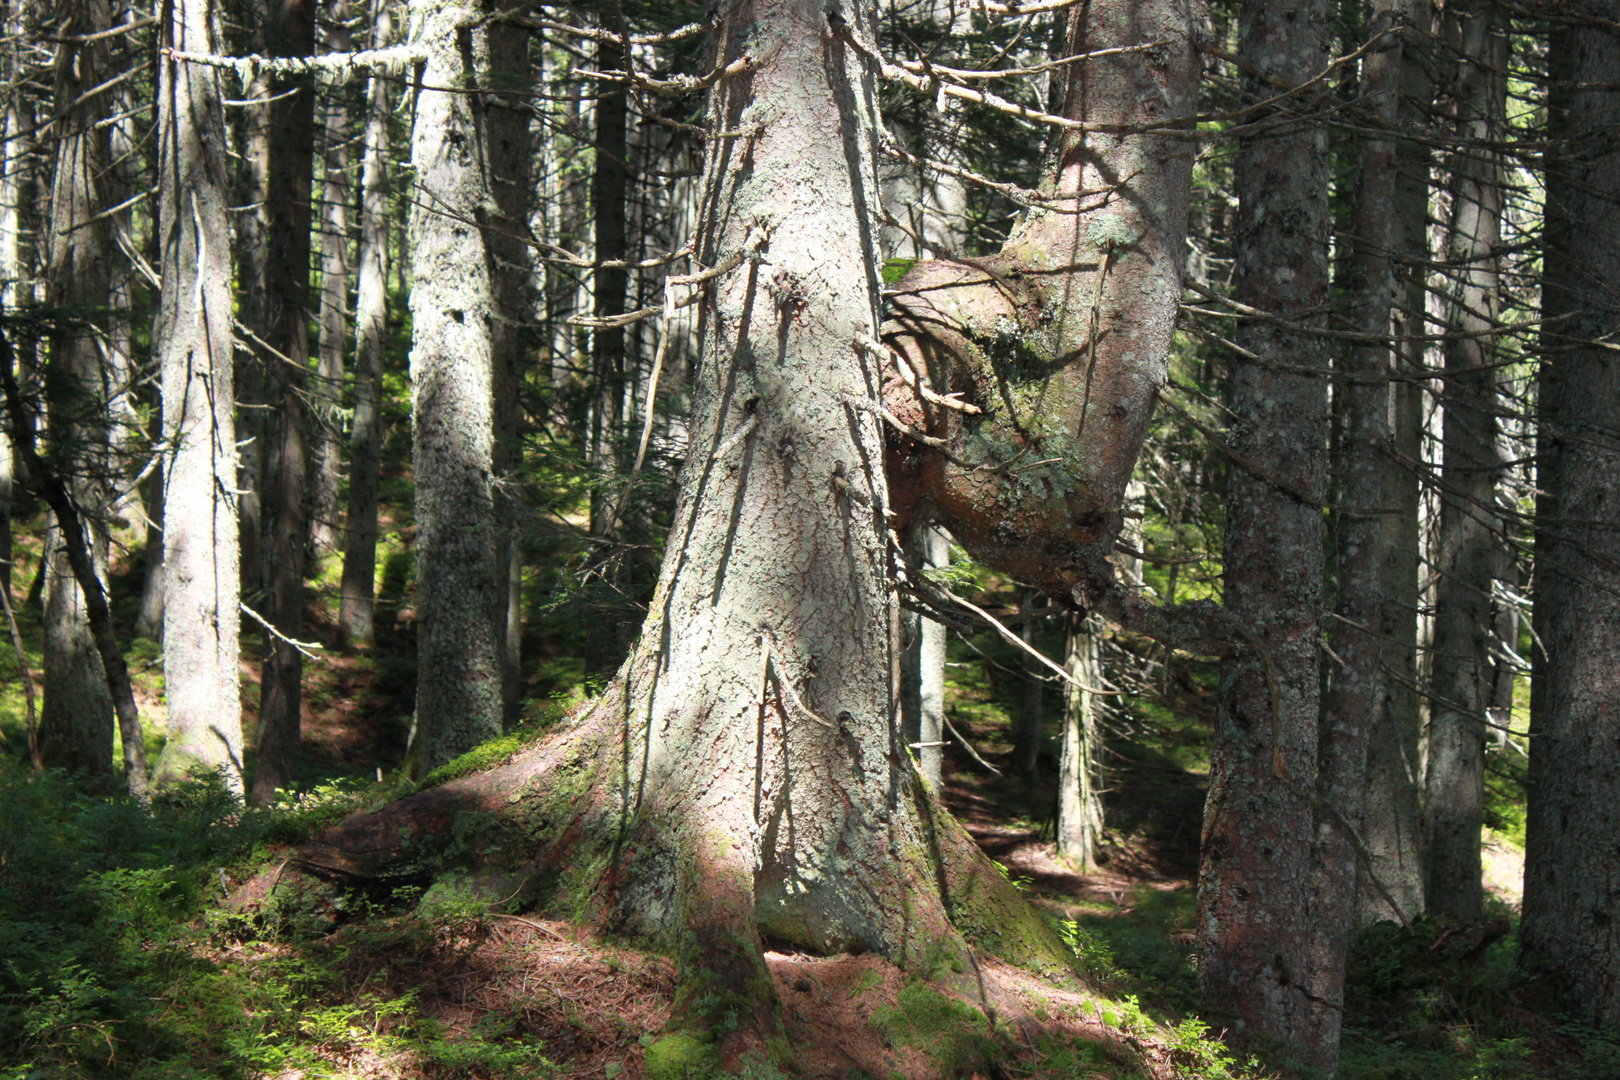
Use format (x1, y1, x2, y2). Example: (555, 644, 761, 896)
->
(39, 0, 117, 780)
(901, 524, 949, 787)
(1309, 0, 1405, 1047)
(1057, 611, 1104, 871)
(249, 0, 316, 804)
(255, 0, 1200, 1063)
(149, 0, 242, 799)
(405, 0, 506, 775)
(1014, 590, 1044, 775)
(309, 0, 354, 567)
(583, 33, 631, 677)
(485, 15, 531, 727)
(337, 0, 393, 647)
(1357, 0, 1432, 926)
(1196, 0, 1332, 1063)
(1424, 0, 1506, 922)
(1519, 3, 1620, 1029)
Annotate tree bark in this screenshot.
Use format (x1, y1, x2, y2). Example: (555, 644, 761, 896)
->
(309, 0, 354, 567)
(485, 15, 531, 727)
(249, 0, 316, 804)
(1357, 0, 1432, 926)
(1014, 590, 1044, 775)
(1424, 0, 1506, 922)
(901, 524, 949, 787)
(252, 0, 1201, 1063)
(1196, 0, 1332, 1062)
(39, 0, 117, 780)
(1309, 0, 1405, 1048)
(337, 0, 393, 646)
(1057, 611, 1104, 870)
(1519, 1, 1620, 1029)
(149, 0, 242, 800)
(405, 0, 506, 775)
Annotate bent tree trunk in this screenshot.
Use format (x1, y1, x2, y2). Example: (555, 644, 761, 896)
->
(263, 0, 1199, 1068)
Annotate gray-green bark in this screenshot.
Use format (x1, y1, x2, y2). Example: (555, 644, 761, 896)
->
(1310, 0, 1404, 1047)
(1057, 612, 1104, 871)
(39, 0, 117, 779)
(1357, 0, 1432, 926)
(150, 0, 242, 799)
(1424, 0, 1506, 922)
(1520, 2, 1620, 1028)
(901, 525, 948, 787)
(337, 0, 393, 646)
(1196, 0, 1332, 1063)
(405, 0, 505, 774)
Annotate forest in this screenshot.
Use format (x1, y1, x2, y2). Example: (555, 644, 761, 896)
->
(0, 0, 1616, 1076)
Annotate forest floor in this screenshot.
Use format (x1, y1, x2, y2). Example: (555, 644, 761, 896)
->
(0, 519, 1608, 1080)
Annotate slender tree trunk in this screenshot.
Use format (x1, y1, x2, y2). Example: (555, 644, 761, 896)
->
(149, 0, 242, 799)
(1424, 0, 1506, 921)
(1196, 0, 1332, 1062)
(1309, 0, 1404, 1045)
(0, 3, 27, 599)
(486, 16, 530, 726)
(337, 0, 393, 646)
(234, 54, 270, 606)
(901, 524, 948, 787)
(1520, 2, 1620, 1028)
(39, 0, 117, 780)
(405, 0, 505, 774)
(309, 0, 354, 566)
(1014, 590, 1044, 776)
(250, 0, 316, 803)
(583, 32, 630, 677)
(1057, 611, 1104, 871)
(1357, 0, 1432, 926)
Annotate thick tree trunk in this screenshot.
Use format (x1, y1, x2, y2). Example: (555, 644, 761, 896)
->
(1056, 611, 1104, 871)
(337, 0, 393, 646)
(1519, 3, 1620, 1029)
(309, 0, 354, 566)
(1424, 0, 1506, 922)
(406, 0, 506, 774)
(256, 0, 1201, 1065)
(150, 0, 242, 799)
(250, 0, 316, 804)
(1196, 0, 1332, 1063)
(1357, 0, 1432, 926)
(39, 0, 117, 780)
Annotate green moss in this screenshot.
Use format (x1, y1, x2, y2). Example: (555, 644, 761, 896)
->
(417, 725, 547, 789)
(644, 1032, 721, 1080)
(870, 981, 997, 1076)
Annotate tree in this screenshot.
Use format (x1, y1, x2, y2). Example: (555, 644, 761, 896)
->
(1195, 0, 1333, 1065)
(268, 0, 1203, 1066)
(1519, 0, 1620, 1028)
(37, 0, 117, 778)
(1424, 0, 1507, 922)
(336, 0, 394, 646)
(1056, 611, 1105, 870)
(403, 0, 507, 775)
(250, 0, 317, 805)
(1357, 0, 1432, 926)
(148, 0, 243, 798)
(309, 0, 355, 565)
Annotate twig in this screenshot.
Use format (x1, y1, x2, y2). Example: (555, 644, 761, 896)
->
(944, 715, 1003, 776)
(239, 601, 325, 662)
